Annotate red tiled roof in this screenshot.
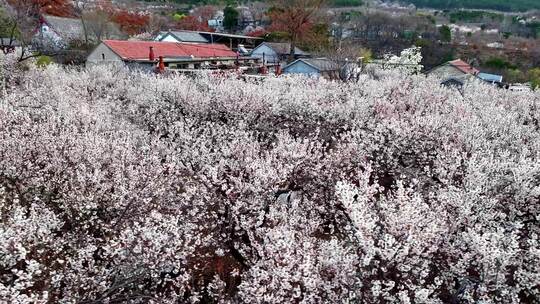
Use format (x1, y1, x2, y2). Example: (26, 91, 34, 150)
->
(103, 40, 237, 60)
(448, 59, 479, 75)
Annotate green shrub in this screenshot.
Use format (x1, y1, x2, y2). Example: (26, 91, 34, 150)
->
(358, 48, 372, 62)
(331, 0, 363, 7)
(506, 68, 526, 83)
(36, 55, 53, 68)
(172, 13, 186, 21)
(448, 10, 503, 22)
(484, 57, 516, 69)
(414, 38, 430, 48)
(529, 68, 540, 90)
(439, 25, 452, 42)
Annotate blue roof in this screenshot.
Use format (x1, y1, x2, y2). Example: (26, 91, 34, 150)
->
(284, 58, 339, 73)
(478, 72, 503, 83)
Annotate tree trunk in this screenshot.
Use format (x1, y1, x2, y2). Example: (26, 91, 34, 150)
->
(81, 17, 89, 45)
(288, 37, 296, 63)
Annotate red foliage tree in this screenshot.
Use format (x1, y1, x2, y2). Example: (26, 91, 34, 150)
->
(111, 10, 149, 35)
(246, 28, 267, 38)
(176, 16, 213, 32)
(267, 0, 325, 60)
(7, 0, 74, 17)
(36, 0, 74, 17)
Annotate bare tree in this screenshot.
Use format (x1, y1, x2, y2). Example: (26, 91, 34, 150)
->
(192, 5, 217, 24)
(321, 42, 364, 81)
(248, 2, 268, 24)
(0, 0, 43, 61)
(82, 9, 111, 42)
(269, 0, 326, 62)
(0, 7, 20, 53)
(73, 0, 93, 44)
(145, 14, 169, 35)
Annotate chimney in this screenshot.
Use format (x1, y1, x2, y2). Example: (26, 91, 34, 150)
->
(260, 65, 268, 75)
(275, 64, 282, 76)
(157, 56, 165, 73)
(149, 46, 155, 61)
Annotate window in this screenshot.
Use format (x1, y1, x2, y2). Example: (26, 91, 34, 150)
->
(101, 53, 105, 60)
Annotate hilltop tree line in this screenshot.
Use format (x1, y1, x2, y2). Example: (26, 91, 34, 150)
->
(401, 0, 540, 12)
(145, 0, 362, 8)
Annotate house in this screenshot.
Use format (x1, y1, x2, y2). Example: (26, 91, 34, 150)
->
(251, 42, 310, 65)
(283, 58, 340, 79)
(478, 72, 503, 84)
(34, 15, 124, 50)
(426, 59, 480, 82)
(487, 42, 504, 49)
(508, 83, 532, 92)
(197, 31, 261, 51)
(86, 40, 247, 72)
(156, 30, 209, 44)
(153, 30, 262, 52)
(208, 11, 224, 31)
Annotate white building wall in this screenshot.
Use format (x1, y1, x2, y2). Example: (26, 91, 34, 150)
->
(160, 34, 180, 43)
(251, 44, 279, 64)
(86, 43, 124, 66)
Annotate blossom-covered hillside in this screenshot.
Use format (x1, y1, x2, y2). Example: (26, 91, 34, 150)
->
(1, 56, 539, 303)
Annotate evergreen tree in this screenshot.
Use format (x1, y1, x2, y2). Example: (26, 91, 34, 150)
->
(223, 6, 239, 31)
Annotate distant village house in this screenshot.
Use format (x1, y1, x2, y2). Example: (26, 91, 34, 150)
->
(86, 40, 258, 72)
(34, 15, 124, 51)
(155, 31, 208, 44)
(251, 42, 310, 65)
(154, 30, 261, 54)
(428, 59, 504, 87)
(427, 59, 480, 81)
(283, 58, 340, 79)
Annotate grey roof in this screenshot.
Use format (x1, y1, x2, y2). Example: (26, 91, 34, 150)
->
(258, 42, 309, 56)
(44, 15, 86, 41)
(441, 77, 465, 87)
(159, 30, 261, 43)
(285, 58, 340, 72)
(197, 31, 263, 40)
(166, 31, 208, 43)
(43, 15, 124, 41)
(155, 31, 168, 40)
(0, 38, 20, 47)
